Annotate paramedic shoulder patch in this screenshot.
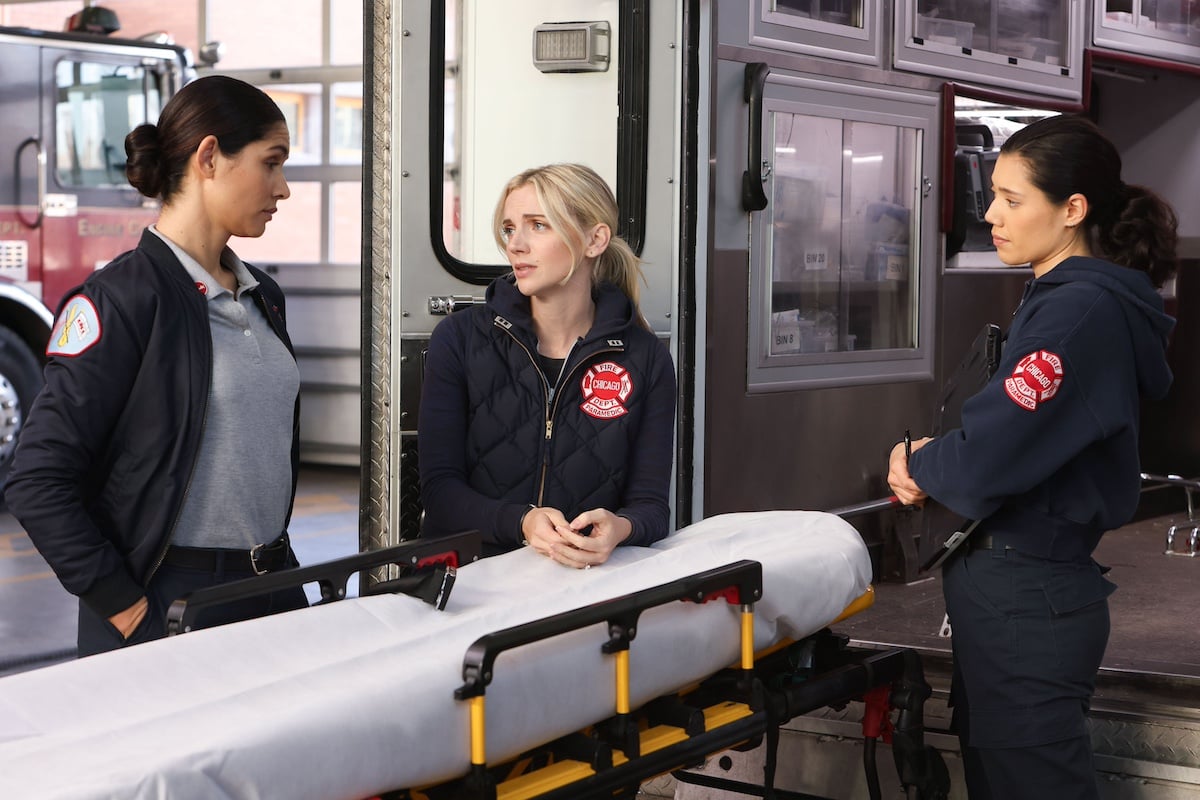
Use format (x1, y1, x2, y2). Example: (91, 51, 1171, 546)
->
(1004, 349, 1063, 411)
(580, 361, 633, 420)
(47, 295, 102, 357)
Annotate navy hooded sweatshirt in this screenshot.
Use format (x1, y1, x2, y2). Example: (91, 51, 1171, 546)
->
(909, 256, 1174, 561)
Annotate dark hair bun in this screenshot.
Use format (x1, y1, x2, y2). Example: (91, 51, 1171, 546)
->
(124, 123, 165, 199)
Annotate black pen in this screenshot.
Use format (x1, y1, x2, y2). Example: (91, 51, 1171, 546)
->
(899, 429, 915, 509)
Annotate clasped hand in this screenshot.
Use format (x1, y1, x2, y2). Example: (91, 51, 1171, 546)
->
(521, 506, 632, 569)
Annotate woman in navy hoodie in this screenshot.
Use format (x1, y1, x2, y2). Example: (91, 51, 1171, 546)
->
(888, 115, 1177, 799)
(419, 164, 676, 566)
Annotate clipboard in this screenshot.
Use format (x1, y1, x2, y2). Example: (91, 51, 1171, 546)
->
(916, 323, 1002, 572)
(919, 518, 984, 572)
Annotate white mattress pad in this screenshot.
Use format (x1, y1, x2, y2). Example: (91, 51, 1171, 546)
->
(0, 510, 871, 799)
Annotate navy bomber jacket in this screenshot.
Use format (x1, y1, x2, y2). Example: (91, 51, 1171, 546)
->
(418, 275, 677, 556)
(4, 229, 299, 619)
(910, 256, 1174, 560)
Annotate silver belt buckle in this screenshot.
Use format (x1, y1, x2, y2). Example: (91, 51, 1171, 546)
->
(249, 542, 269, 576)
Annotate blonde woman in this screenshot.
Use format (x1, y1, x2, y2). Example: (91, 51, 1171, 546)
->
(419, 164, 676, 567)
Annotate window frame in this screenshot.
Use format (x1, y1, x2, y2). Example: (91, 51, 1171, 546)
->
(50, 56, 169, 192)
(746, 73, 939, 392)
(751, 0, 883, 66)
(892, 0, 1087, 102)
(427, 0, 652, 285)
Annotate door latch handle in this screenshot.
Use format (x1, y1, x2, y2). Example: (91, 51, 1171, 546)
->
(742, 62, 770, 212)
(429, 295, 484, 315)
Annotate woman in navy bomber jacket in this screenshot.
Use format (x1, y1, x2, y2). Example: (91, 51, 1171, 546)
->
(418, 164, 676, 566)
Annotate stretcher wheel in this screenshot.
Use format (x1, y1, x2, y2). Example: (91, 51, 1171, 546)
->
(904, 744, 949, 800)
(1165, 524, 1200, 557)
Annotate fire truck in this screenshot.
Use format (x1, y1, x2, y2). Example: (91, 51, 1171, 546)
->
(0, 23, 190, 491)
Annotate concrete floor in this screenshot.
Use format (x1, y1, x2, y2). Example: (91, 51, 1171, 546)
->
(0, 466, 360, 677)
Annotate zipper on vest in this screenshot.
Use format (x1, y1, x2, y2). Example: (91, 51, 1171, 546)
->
(536, 341, 579, 505)
(536, 341, 622, 504)
(494, 319, 625, 507)
(494, 322, 554, 505)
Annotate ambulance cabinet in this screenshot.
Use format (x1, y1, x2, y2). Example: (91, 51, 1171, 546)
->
(893, 0, 1086, 101)
(1093, 0, 1200, 66)
(745, 72, 939, 391)
(743, 0, 884, 66)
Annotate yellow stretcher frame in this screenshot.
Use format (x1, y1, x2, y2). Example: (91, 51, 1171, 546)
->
(393, 571, 944, 800)
(451, 561, 764, 789)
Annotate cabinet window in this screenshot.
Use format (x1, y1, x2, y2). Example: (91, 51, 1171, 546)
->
(753, 0, 880, 65)
(916, 0, 1069, 66)
(746, 79, 937, 391)
(1095, 0, 1200, 62)
(1104, 0, 1200, 43)
(772, 0, 864, 29)
(768, 114, 918, 358)
(895, 0, 1084, 100)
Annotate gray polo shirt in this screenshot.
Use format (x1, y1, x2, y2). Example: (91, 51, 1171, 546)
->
(150, 227, 299, 549)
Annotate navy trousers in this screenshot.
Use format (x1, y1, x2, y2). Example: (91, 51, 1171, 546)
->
(77, 553, 308, 657)
(943, 541, 1114, 800)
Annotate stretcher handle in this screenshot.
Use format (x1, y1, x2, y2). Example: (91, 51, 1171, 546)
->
(166, 530, 482, 635)
(454, 559, 763, 699)
(1140, 472, 1200, 492)
(826, 496, 903, 519)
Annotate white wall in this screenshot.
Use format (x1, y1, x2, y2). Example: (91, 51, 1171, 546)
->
(459, 0, 620, 263)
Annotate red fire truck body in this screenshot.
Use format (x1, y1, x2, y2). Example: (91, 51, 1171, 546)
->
(0, 25, 188, 488)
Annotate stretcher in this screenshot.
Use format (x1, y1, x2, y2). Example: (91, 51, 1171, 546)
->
(1141, 472, 1200, 556)
(0, 510, 946, 800)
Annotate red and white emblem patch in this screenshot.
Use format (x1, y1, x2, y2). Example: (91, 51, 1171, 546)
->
(195, 281, 209, 295)
(1004, 350, 1064, 411)
(580, 361, 633, 420)
(46, 295, 102, 357)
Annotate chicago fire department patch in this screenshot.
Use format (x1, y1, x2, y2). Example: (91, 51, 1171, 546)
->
(580, 361, 633, 420)
(46, 295, 102, 357)
(1004, 350, 1064, 411)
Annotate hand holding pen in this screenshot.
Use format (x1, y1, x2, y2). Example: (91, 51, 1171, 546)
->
(887, 428, 930, 507)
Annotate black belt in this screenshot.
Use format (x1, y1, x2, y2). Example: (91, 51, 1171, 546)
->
(162, 534, 292, 576)
(968, 532, 1013, 552)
